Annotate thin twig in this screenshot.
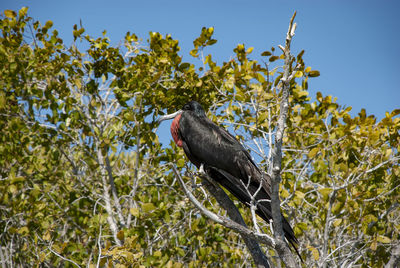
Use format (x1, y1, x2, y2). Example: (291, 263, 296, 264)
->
(48, 246, 81, 268)
(172, 166, 275, 250)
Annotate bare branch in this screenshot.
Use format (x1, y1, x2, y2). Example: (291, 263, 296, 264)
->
(96, 143, 122, 246)
(172, 165, 273, 267)
(96, 225, 103, 268)
(270, 11, 300, 267)
(48, 246, 81, 268)
(321, 189, 337, 268)
(385, 243, 400, 268)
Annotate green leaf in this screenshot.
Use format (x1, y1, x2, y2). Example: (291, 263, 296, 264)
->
(296, 222, 308, 231)
(391, 109, 400, 117)
(319, 188, 333, 201)
(4, 10, 17, 18)
(308, 246, 319, 261)
(294, 71, 303, 78)
(377, 235, 391, 243)
(370, 240, 377, 251)
(246, 47, 254, 54)
(19, 7, 29, 17)
(179, 62, 191, 70)
(74, 78, 82, 89)
(261, 51, 272, 56)
(295, 191, 305, 199)
(190, 49, 199, 57)
(8, 185, 17, 194)
(333, 218, 342, 227)
(308, 147, 319, 158)
(117, 230, 125, 241)
(206, 39, 217, 46)
(18, 226, 30, 236)
(142, 203, 156, 213)
(44, 20, 53, 29)
(0, 92, 6, 109)
(297, 50, 305, 60)
(309, 70, 320, 77)
(269, 56, 279, 62)
(130, 207, 139, 217)
(153, 250, 162, 257)
(177, 158, 185, 167)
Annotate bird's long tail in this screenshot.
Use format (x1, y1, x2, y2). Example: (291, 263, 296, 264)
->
(206, 167, 302, 262)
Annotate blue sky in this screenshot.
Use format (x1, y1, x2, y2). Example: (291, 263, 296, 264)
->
(2, 0, 399, 120)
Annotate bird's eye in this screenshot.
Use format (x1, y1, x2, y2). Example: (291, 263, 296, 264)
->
(183, 104, 190, 110)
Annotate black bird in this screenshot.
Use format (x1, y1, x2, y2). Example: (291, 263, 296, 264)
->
(158, 101, 300, 259)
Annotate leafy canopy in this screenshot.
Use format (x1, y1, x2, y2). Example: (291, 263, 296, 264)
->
(0, 7, 399, 267)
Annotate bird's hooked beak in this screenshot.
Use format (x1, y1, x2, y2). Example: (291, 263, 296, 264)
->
(157, 110, 183, 123)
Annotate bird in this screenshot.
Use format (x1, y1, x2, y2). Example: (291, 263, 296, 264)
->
(158, 100, 301, 260)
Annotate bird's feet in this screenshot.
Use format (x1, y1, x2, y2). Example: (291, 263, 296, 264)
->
(199, 163, 206, 174)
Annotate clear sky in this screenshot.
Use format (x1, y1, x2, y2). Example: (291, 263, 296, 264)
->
(2, 0, 399, 120)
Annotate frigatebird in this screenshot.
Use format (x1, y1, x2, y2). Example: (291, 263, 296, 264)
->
(158, 100, 300, 259)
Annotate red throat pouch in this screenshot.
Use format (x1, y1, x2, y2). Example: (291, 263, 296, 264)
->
(170, 113, 183, 147)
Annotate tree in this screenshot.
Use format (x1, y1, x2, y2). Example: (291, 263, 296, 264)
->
(0, 7, 398, 267)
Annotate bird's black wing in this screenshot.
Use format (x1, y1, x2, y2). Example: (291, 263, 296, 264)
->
(207, 167, 301, 261)
(178, 112, 301, 260)
(179, 112, 272, 206)
(208, 119, 259, 167)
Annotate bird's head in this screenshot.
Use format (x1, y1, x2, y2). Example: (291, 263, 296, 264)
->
(182, 101, 206, 117)
(157, 101, 206, 123)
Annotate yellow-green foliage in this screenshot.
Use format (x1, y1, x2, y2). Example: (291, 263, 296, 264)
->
(0, 8, 398, 267)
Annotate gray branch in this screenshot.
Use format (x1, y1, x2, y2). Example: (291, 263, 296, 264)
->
(172, 166, 272, 268)
(271, 11, 300, 268)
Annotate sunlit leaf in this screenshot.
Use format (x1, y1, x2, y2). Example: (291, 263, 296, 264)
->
(129, 207, 139, 218)
(308, 147, 319, 158)
(142, 203, 156, 213)
(4, 10, 16, 18)
(377, 235, 391, 244)
(294, 71, 303, 78)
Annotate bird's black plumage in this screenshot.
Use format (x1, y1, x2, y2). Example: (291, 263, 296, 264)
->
(162, 101, 300, 259)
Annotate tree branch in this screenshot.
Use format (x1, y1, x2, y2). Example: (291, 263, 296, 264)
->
(385, 243, 400, 268)
(199, 171, 270, 268)
(96, 143, 122, 246)
(271, 11, 300, 267)
(172, 166, 272, 267)
(321, 189, 337, 268)
(48, 246, 81, 268)
(105, 155, 126, 227)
